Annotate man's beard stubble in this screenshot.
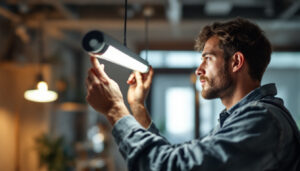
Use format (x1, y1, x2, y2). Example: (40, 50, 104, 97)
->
(201, 62, 233, 99)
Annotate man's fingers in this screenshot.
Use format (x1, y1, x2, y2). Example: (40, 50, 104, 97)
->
(134, 71, 143, 86)
(88, 68, 101, 84)
(90, 56, 101, 70)
(127, 73, 136, 84)
(128, 66, 153, 87)
(90, 56, 110, 83)
(100, 64, 105, 70)
(144, 66, 154, 87)
(91, 68, 109, 84)
(90, 56, 102, 78)
(87, 67, 109, 88)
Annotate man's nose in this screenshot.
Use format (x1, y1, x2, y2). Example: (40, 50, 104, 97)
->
(195, 64, 205, 76)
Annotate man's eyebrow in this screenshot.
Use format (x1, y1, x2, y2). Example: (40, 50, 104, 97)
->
(202, 51, 216, 57)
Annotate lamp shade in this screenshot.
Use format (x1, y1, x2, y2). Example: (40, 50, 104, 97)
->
(24, 81, 58, 103)
(82, 30, 149, 73)
(24, 73, 58, 103)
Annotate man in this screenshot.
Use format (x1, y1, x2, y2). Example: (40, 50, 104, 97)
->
(86, 18, 299, 171)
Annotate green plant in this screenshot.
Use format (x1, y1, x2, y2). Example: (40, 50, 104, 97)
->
(35, 134, 72, 171)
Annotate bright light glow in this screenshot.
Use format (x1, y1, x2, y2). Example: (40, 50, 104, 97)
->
(92, 45, 149, 73)
(166, 87, 194, 134)
(92, 133, 104, 144)
(92, 133, 104, 153)
(88, 126, 105, 153)
(140, 50, 201, 68)
(205, 2, 232, 15)
(269, 52, 300, 68)
(166, 51, 201, 68)
(24, 81, 58, 103)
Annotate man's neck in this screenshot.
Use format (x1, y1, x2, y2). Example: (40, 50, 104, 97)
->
(221, 81, 260, 110)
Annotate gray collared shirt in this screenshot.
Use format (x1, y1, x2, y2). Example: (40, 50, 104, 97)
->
(112, 84, 298, 171)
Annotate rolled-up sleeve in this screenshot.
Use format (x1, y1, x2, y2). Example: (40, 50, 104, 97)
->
(112, 105, 281, 171)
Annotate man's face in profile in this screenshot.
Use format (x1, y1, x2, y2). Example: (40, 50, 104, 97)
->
(196, 36, 233, 99)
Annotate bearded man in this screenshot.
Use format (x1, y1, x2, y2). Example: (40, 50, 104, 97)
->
(86, 18, 299, 171)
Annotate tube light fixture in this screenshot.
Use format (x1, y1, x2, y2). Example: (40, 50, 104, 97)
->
(82, 30, 150, 73)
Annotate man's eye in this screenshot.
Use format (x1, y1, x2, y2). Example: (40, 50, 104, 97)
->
(201, 56, 211, 61)
(205, 57, 211, 60)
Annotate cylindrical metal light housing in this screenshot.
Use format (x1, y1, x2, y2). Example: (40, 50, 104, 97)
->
(82, 30, 149, 73)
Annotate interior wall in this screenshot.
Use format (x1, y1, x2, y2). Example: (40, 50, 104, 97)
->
(0, 108, 15, 171)
(0, 63, 52, 171)
(262, 68, 300, 123)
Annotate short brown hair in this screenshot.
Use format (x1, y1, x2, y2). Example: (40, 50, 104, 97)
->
(195, 17, 272, 81)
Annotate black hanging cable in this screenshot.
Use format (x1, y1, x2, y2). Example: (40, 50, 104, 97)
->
(37, 20, 45, 81)
(145, 16, 149, 62)
(123, 0, 128, 47)
(144, 6, 153, 62)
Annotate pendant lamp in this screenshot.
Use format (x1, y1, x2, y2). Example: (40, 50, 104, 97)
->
(82, 0, 150, 73)
(82, 30, 149, 73)
(24, 22, 58, 103)
(24, 73, 58, 103)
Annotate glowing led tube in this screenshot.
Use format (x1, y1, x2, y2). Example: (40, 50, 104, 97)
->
(82, 30, 149, 73)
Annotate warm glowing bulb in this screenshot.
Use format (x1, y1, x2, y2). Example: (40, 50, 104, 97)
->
(24, 81, 58, 103)
(37, 81, 48, 91)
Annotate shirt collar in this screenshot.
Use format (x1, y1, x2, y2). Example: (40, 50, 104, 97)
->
(226, 83, 277, 114)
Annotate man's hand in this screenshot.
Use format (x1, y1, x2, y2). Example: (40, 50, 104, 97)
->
(127, 67, 154, 105)
(86, 56, 130, 125)
(127, 67, 154, 128)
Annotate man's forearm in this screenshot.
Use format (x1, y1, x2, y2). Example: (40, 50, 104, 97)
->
(129, 103, 151, 128)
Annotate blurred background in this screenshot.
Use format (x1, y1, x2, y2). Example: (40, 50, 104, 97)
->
(0, 0, 300, 170)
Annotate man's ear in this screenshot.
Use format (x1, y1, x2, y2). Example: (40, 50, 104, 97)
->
(231, 52, 245, 73)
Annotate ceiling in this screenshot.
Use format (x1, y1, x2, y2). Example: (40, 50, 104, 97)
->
(0, 0, 300, 62)
(0, 0, 299, 107)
